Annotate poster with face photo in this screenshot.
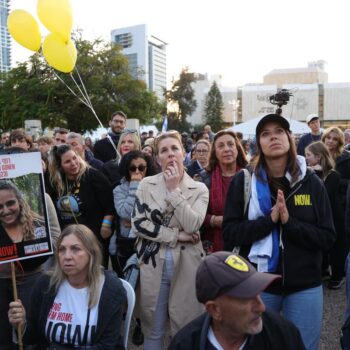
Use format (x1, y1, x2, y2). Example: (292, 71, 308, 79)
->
(0, 152, 52, 264)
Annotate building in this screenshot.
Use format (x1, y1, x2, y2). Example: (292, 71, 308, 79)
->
(189, 73, 237, 127)
(263, 60, 328, 85)
(238, 62, 350, 129)
(111, 24, 167, 100)
(188, 62, 350, 131)
(0, 0, 11, 72)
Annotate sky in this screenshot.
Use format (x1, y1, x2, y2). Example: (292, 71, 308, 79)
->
(10, 0, 350, 88)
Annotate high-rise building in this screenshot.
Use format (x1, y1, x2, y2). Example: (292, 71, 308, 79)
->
(111, 24, 167, 100)
(0, 0, 11, 72)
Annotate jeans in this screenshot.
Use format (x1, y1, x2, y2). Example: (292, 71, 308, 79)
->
(144, 249, 174, 350)
(261, 285, 323, 350)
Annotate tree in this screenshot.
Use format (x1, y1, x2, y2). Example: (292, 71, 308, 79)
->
(203, 81, 224, 132)
(164, 67, 197, 131)
(0, 33, 165, 132)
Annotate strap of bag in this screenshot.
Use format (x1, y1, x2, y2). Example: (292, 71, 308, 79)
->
(232, 169, 252, 255)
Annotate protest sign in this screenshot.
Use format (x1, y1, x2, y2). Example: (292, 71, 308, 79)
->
(0, 152, 52, 264)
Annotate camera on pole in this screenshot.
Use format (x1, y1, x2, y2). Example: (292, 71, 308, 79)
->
(269, 89, 293, 115)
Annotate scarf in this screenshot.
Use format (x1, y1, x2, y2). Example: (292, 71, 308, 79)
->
(248, 167, 280, 272)
(210, 166, 225, 215)
(248, 156, 307, 272)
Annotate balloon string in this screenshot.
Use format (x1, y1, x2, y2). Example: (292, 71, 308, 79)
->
(69, 73, 106, 131)
(70, 73, 93, 110)
(74, 67, 93, 110)
(52, 71, 90, 108)
(70, 69, 120, 159)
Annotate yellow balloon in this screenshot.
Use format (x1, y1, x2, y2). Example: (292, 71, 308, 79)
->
(43, 33, 77, 73)
(37, 0, 73, 42)
(7, 10, 41, 52)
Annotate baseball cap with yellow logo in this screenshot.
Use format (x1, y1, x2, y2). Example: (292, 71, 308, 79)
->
(196, 252, 280, 303)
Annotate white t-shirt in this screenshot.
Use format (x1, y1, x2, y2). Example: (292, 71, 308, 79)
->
(208, 326, 247, 350)
(45, 277, 104, 347)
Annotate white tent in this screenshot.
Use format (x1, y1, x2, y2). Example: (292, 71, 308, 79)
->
(228, 116, 310, 139)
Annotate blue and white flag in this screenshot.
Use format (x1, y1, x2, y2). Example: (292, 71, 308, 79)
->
(162, 115, 168, 132)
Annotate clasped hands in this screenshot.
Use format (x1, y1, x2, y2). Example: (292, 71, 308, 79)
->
(271, 189, 289, 224)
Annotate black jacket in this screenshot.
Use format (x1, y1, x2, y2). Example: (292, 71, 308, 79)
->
(186, 161, 203, 178)
(168, 311, 306, 350)
(93, 133, 121, 163)
(24, 271, 126, 349)
(223, 169, 335, 294)
(335, 151, 350, 207)
(48, 168, 115, 241)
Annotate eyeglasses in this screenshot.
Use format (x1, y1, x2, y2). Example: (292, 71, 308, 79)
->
(0, 199, 17, 210)
(196, 149, 209, 154)
(129, 165, 147, 172)
(111, 119, 126, 125)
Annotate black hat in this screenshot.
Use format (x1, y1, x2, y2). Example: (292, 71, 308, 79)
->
(196, 252, 280, 303)
(256, 114, 290, 137)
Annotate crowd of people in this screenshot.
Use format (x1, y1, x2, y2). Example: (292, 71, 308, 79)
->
(1, 110, 350, 349)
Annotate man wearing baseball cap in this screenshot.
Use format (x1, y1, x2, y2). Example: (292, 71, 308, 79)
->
(297, 113, 322, 156)
(168, 252, 305, 350)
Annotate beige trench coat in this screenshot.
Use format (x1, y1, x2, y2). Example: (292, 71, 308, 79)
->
(131, 172, 209, 337)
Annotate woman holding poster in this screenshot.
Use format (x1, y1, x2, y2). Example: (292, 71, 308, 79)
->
(0, 181, 60, 348)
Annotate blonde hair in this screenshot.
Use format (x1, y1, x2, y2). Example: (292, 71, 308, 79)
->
(117, 131, 141, 155)
(49, 224, 103, 308)
(321, 127, 345, 160)
(154, 130, 184, 155)
(196, 139, 211, 151)
(48, 145, 88, 196)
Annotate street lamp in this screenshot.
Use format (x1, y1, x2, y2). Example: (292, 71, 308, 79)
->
(228, 99, 240, 127)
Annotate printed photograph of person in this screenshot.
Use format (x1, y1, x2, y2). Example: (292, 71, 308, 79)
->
(0, 180, 46, 245)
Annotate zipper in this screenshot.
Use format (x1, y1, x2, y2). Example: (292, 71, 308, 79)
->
(275, 179, 303, 288)
(279, 224, 285, 286)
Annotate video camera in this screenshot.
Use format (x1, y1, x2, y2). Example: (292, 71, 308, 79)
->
(269, 89, 293, 115)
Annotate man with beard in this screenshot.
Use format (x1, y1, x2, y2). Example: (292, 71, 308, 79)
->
(94, 111, 127, 163)
(169, 252, 305, 350)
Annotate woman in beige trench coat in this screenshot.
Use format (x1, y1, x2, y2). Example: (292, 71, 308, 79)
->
(132, 130, 209, 350)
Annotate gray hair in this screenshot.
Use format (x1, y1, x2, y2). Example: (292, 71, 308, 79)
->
(67, 132, 84, 145)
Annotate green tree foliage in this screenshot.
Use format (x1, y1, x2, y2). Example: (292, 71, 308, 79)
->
(0, 34, 164, 132)
(13, 174, 42, 214)
(164, 68, 197, 131)
(203, 81, 225, 132)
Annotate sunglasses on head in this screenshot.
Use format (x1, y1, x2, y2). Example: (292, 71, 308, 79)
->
(129, 165, 147, 172)
(123, 129, 138, 135)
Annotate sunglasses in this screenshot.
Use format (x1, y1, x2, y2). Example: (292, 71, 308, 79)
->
(0, 199, 17, 210)
(129, 165, 147, 172)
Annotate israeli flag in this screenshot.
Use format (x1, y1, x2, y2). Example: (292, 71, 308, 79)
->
(162, 115, 168, 132)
